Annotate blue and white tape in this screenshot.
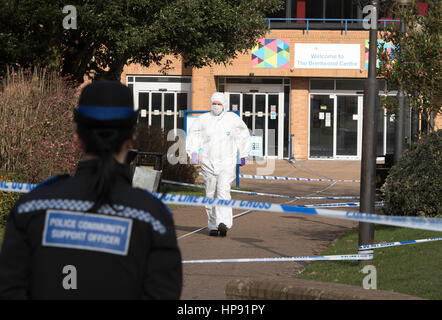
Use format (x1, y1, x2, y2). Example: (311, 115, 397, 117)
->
(0, 181, 36, 193)
(357, 250, 374, 255)
(3, 180, 441, 232)
(239, 174, 360, 183)
(3, 179, 361, 201)
(358, 237, 442, 250)
(300, 202, 383, 208)
(153, 193, 442, 232)
(161, 179, 360, 200)
(182, 254, 373, 264)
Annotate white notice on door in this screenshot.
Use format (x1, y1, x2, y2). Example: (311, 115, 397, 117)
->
(325, 112, 331, 127)
(319, 112, 325, 120)
(141, 110, 147, 117)
(352, 114, 358, 120)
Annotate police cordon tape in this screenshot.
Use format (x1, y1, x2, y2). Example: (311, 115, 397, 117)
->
(0, 181, 35, 193)
(1, 180, 368, 209)
(300, 202, 383, 208)
(152, 193, 442, 232)
(161, 179, 360, 200)
(239, 174, 360, 183)
(182, 254, 373, 264)
(2, 180, 362, 201)
(358, 237, 442, 250)
(3, 181, 441, 232)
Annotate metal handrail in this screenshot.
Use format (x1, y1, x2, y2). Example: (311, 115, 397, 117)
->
(265, 18, 400, 35)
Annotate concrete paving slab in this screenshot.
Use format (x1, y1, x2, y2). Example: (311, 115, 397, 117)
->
(172, 160, 363, 300)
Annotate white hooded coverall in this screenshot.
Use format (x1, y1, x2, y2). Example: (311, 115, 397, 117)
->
(186, 93, 251, 231)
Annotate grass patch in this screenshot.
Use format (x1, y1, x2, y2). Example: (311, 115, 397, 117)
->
(160, 185, 206, 197)
(297, 225, 442, 299)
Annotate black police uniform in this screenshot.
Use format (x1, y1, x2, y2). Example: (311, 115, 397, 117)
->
(0, 160, 182, 299)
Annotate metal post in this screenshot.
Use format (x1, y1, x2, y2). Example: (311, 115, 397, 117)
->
(394, 6, 407, 164)
(289, 134, 294, 163)
(359, 0, 378, 259)
(285, 0, 292, 23)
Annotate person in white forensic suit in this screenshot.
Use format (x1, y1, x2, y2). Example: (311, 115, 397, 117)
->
(186, 92, 251, 237)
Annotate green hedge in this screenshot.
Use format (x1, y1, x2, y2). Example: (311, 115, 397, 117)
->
(382, 130, 442, 217)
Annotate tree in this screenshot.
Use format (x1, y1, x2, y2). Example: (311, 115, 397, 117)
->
(377, 0, 442, 129)
(0, 0, 283, 83)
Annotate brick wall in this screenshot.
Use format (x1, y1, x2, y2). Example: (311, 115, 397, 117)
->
(207, 29, 370, 78)
(120, 29, 371, 80)
(120, 55, 192, 84)
(290, 78, 310, 160)
(191, 66, 217, 111)
(119, 29, 374, 158)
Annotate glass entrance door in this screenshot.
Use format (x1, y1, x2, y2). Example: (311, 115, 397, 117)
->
(228, 92, 282, 158)
(310, 95, 334, 157)
(336, 96, 359, 157)
(309, 94, 362, 159)
(138, 91, 189, 135)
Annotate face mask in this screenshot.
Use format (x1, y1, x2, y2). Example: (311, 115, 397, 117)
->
(211, 104, 223, 116)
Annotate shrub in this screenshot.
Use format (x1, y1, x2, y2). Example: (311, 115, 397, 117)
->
(382, 130, 442, 217)
(134, 122, 197, 184)
(0, 173, 21, 226)
(0, 67, 81, 183)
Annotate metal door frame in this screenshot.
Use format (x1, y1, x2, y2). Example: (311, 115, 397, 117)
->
(137, 90, 190, 136)
(227, 91, 284, 159)
(308, 93, 363, 160)
(333, 94, 363, 160)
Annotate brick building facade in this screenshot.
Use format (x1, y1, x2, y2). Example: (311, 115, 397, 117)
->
(119, 1, 438, 160)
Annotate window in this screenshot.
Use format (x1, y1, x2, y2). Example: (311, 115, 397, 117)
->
(135, 77, 191, 83)
(266, 1, 286, 19)
(265, 0, 297, 19)
(303, 0, 359, 20)
(306, 0, 324, 19)
(336, 79, 365, 91)
(310, 79, 334, 90)
(326, 0, 342, 19)
(310, 79, 388, 92)
(226, 78, 283, 85)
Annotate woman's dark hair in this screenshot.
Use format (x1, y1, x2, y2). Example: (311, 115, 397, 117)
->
(74, 81, 138, 209)
(76, 126, 135, 206)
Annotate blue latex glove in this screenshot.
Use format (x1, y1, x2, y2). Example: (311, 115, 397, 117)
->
(239, 158, 246, 167)
(190, 152, 199, 165)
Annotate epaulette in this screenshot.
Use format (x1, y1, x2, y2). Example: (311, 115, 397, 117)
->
(34, 174, 70, 190)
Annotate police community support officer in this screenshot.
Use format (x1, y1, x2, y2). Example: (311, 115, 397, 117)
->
(0, 81, 182, 299)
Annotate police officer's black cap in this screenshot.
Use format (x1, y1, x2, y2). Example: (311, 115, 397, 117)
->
(74, 80, 138, 128)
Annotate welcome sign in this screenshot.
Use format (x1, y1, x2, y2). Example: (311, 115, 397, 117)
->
(294, 43, 360, 69)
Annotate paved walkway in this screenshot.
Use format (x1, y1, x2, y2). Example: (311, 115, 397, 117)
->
(172, 160, 362, 299)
